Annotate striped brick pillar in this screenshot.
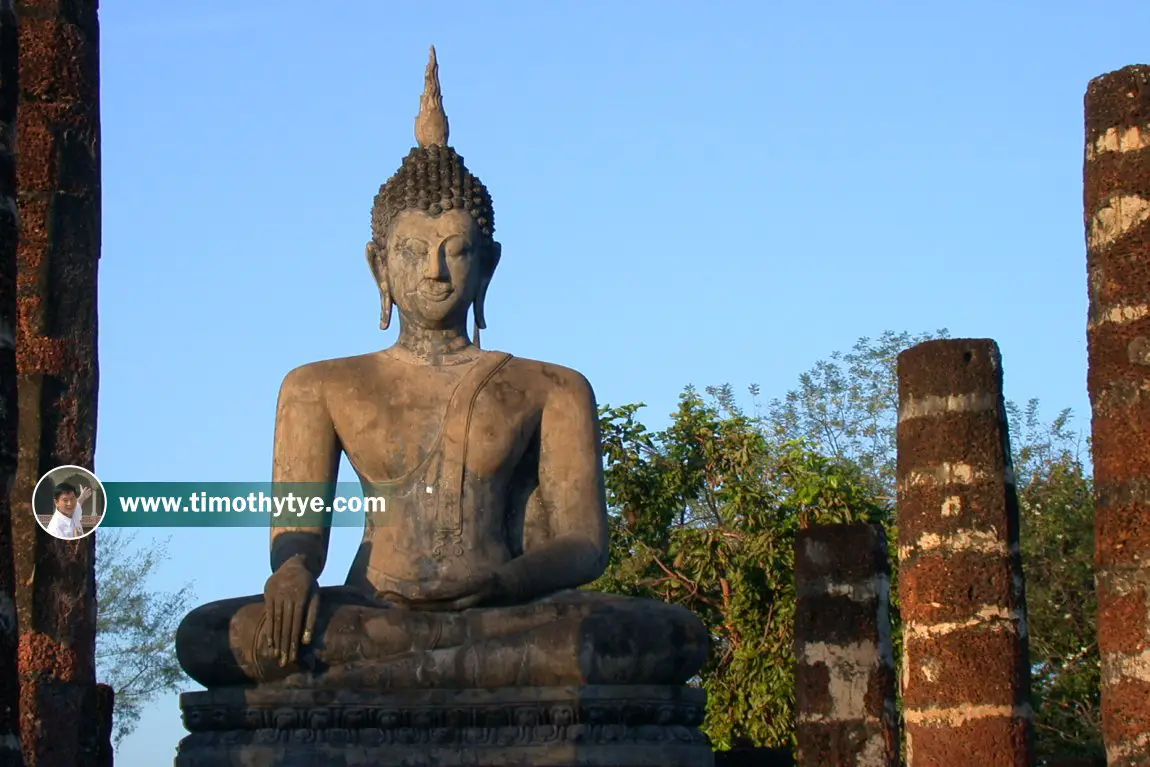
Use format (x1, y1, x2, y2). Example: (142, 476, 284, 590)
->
(794, 523, 899, 766)
(1083, 65, 1150, 767)
(11, 1, 102, 765)
(896, 339, 1033, 766)
(0, 1, 23, 765)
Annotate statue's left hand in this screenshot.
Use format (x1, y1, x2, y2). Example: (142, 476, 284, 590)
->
(407, 573, 505, 612)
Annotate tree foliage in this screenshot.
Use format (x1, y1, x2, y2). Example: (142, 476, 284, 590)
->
(766, 329, 950, 500)
(96, 530, 194, 744)
(595, 331, 1100, 760)
(1007, 401, 1100, 760)
(591, 388, 888, 749)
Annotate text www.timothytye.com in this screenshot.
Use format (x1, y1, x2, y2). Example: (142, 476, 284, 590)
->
(118, 492, 385, 518)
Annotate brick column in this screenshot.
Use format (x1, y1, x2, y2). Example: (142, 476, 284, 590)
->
(10, 0, 102, 765)
(0, 1, 23, 765)
(1083, 65, 1150, 767)
(93, 684, 112, 767)
(794, 523, 899, 766)
(896, 339, 1033, 766)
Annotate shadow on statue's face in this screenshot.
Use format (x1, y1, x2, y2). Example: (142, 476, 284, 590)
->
(384, 209, 486, 328)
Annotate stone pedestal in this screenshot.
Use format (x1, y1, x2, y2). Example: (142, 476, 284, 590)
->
(175, 685, 713, 767)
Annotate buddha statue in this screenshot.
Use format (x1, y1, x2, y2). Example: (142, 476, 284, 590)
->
(174, 48, 712, 767)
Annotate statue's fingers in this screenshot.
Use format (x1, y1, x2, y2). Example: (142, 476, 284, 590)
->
(411, 593, 477, 612)
(302, 591, 320, 645)
(286, 602, 303, 664)
(403, 600, 434, 612)
(452, 593, 483, 611)
(278, 602, 295, 666)
(267, 601, 276, 650)
(272, 600, 285, 654)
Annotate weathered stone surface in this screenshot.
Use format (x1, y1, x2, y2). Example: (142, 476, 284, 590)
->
(896, 339, 1033, 766)
(174, 686, 712, 767)
(901, 715, 1031, 765)
(793, 523, 898, 766)
(173, 47, 710, 766)
(1084, 63, 1150, 767)
(10, 0, 101, 765)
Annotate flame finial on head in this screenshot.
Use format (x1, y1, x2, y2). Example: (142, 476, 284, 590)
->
(415, 46, 449, 148)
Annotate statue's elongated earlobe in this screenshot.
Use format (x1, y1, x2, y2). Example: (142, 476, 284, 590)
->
(473, 297, 487, 333)
(472, 288, 489, 348)
(472, 241, 500, 342)
(380, 289, 393, 331)
(366, 241, 393, 330)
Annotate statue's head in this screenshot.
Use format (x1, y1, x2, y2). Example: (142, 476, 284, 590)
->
(367, 47, 500, 336)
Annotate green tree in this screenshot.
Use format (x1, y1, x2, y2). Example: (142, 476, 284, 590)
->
(96, 530, 194, 744)
(1007, 401, 1100, 761)
(591, 387, 887, 749)
(766, 329, 950, 501)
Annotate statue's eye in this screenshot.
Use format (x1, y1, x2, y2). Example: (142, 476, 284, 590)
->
(400, 242, 425, 259)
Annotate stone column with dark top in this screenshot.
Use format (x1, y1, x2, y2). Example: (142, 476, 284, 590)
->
(896, 339, 1033, 766)
(1083, 64, 1150, 767)
(10, 0, 102, 765)
(794, 523, 899, 766)
(0, 1, 24, 765)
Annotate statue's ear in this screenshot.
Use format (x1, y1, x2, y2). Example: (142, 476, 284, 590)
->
(474, 241, 500, 331)
(366, 241, 385, 281)
(366, 241, 393, 330)
(487, 240, 501, 277)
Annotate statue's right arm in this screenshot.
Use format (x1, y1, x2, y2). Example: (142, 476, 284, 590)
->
(269, 364, 341, 577)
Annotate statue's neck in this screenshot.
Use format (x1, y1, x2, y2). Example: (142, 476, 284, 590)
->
(393, 323, 477, 366)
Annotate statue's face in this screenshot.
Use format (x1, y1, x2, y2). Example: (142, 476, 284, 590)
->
(385, 209, 486, 327)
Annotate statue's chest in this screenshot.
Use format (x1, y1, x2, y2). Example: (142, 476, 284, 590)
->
(337, 381, 534, 484)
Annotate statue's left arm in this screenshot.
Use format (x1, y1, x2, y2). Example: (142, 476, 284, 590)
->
(493, 369, 609, 602)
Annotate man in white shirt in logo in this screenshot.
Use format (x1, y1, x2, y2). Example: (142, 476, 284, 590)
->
(45, 482, 93, 539)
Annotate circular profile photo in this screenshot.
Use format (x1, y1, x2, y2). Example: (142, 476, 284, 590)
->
(33, 465, 107, 540)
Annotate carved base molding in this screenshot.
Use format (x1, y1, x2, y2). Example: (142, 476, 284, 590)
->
(175, 685, 714, 767)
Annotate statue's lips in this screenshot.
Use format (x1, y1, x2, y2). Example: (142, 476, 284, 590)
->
(418, 283, 455, 301)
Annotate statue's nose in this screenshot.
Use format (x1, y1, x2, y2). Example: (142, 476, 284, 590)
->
(425, 249, 446, 280)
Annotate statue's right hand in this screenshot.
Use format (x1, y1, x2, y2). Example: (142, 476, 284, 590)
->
(263, 557, 320, 667)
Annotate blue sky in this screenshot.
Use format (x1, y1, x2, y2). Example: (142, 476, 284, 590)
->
(89, 1, 1146, 762)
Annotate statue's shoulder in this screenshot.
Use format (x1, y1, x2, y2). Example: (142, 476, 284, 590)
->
(279, 353, 384, 393)
(501, 353, 597, 404)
